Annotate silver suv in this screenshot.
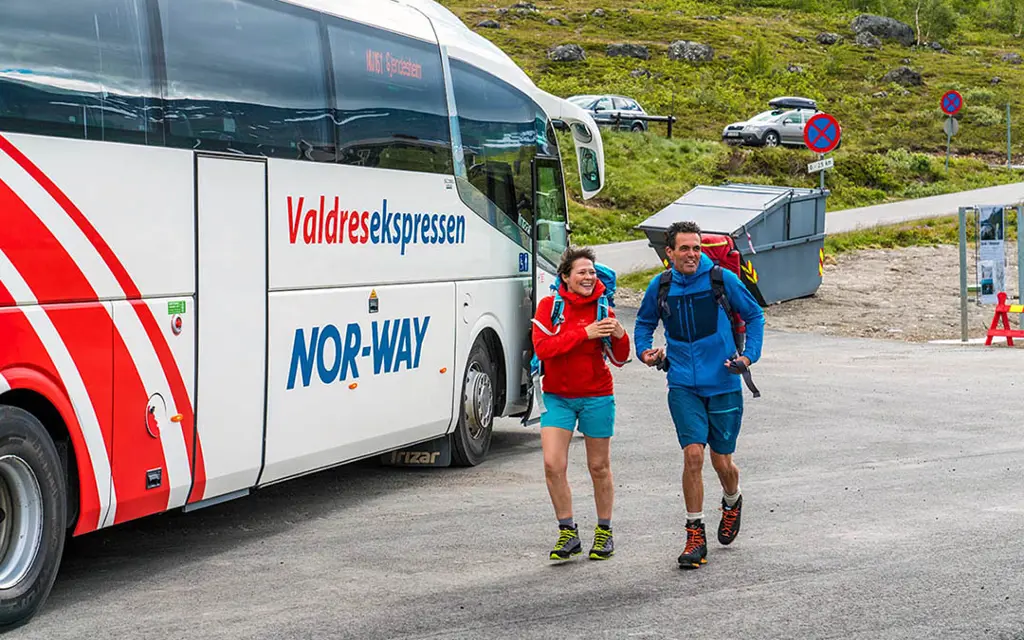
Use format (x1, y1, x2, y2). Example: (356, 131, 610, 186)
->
(722, 97, 819, 148)
(567, 94, 648, 132)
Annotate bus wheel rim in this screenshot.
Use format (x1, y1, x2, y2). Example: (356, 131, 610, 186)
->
(0, 455, 44, 590)
(464, 363, 493, 441)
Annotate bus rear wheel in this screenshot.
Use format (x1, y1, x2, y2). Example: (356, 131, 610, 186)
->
(0, 406, 66, 631)
(451, 340, 496, 467)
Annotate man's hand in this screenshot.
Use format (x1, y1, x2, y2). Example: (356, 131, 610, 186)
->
(641, 347, 665, 367)
(724, 355, 751, 373)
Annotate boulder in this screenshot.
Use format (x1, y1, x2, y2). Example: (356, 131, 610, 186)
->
(546, 18, 562, 26)
(476, 20, 500, 29)
(668, 40, 714, 62)
(856, 31, 883, 48)
(851, 14, 915, 46)
(1000, 52, 1023, 64)
(548, 44, 586, 62)
(816, 32, 840, 45)
(787, 64, 805, 73)
(881, 66, 922, 86)
(606, 43, 650, 59)
(593, 8, 606, 17)
(630, 68, 652, 79)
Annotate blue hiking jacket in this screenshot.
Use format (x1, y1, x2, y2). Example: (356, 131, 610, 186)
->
(634, 254, 765, 396)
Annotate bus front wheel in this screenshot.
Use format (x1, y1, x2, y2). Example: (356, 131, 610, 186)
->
(452, 340, 496, 467)
(0, 406, 66, 631)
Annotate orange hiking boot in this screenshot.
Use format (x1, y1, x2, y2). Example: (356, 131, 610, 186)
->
(678, 521, 707, 569)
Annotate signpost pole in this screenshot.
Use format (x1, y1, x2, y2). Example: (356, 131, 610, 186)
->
(946, 117, 952, 173)
(959, 206, 969, 342)
(819, 153, 825, 190)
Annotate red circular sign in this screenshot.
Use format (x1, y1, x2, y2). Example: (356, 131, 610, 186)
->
(803, 113, 841, 154)
(941, 90, 963, 116)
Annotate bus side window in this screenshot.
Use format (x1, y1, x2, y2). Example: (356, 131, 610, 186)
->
(0, 0, 160, 145)
(327, 18, 454, 176)
(450, 58, 549, 250)
(158, 0, 333, 161)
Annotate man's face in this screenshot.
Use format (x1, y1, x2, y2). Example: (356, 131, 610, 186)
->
(666, 232, 701, 275)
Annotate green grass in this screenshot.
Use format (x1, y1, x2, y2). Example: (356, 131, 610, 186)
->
(440, 0, 1024, 246)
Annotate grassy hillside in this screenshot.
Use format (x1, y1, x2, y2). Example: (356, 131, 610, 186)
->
(439, 0, 1024, 245)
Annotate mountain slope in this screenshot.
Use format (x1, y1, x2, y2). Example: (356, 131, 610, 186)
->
(439, 0, 1024, 244)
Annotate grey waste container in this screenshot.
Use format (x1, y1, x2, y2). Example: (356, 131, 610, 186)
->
(636, 183, 828, 306)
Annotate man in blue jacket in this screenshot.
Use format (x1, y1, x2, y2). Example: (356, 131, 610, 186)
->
(634, 220, 765, 569)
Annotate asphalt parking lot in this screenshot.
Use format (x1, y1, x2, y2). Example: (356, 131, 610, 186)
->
(11, 308, 1024, 640)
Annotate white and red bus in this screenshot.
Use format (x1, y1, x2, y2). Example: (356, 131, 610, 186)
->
(0, 0, 605, 626)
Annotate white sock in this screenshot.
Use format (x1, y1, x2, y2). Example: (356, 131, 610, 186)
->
(686, 511, 704, 523)
(724, 488, 741, 507)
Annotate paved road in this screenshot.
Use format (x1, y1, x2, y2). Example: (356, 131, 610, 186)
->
(10, 309, 1024, 639)
(596, 181, 1024, 275)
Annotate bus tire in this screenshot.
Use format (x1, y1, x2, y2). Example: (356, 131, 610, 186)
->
(451, 340, 496, 467)
(0, 406, 66, 631)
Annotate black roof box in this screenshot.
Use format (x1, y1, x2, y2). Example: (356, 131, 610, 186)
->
(768, 96, 817, 110)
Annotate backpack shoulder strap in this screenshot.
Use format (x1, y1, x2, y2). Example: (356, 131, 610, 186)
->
(709, 265, 731, 315)
(710, 267, 760, 398)
(656, 269, 673, 317)
(550, 289, 565, 327)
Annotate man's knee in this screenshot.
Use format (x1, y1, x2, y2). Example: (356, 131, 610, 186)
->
(710, 452, 734, 475)
(683, 444, 704, 471)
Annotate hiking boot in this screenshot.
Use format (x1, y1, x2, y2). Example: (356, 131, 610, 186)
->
(589, 525, 614, 560)
(550, 525, 582, 561)
(717, 495, 742, 546)
(678, 521, 707, 569)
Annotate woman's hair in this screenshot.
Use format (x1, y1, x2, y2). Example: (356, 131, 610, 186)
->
(558, 245, 596, 281)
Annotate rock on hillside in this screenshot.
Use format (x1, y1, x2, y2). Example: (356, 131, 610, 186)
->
(851, 14, 915, 46)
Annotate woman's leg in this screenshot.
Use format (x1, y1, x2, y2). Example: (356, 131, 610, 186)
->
(541, 426, 575, 520)
(584, 436, 613, 522)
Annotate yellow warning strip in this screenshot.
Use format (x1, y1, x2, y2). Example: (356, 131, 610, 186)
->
(1010, 305, 1024, 313)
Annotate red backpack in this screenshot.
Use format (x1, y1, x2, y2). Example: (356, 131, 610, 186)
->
(699, 234, 742, 279)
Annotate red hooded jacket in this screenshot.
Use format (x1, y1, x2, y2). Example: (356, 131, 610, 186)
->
(531, 280, 631, 398)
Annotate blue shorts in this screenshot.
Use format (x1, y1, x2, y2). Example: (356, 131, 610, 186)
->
(667, 388, 743, 454)
(541, 393, 615, 439)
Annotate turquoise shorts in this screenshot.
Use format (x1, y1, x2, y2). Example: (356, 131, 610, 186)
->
(541, 393, 615, 439)
(668, 388, 743, 454)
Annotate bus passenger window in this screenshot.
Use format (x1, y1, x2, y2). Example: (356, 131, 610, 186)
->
(0, 0, 159, 145)
(328, 19, 453, 175)
(158, 0, 333, 160)
(450, 58, 550, 249)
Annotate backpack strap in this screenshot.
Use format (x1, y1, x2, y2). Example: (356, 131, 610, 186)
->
(709, 266, 759, 398)
(656, 269, 673, 318)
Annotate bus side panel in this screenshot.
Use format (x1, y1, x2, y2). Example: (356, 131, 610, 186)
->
(109, 298, 196, 523)
(0, 305, 111, 535)
(0, 135, 196, 303)
(454, 278, 531, 420)
(260, 283, 456, 485)
(267, 161, 527, 289)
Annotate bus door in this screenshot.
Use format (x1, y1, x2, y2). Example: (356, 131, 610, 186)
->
(189, 155, 268, 504)
(522, 155, 569, 425)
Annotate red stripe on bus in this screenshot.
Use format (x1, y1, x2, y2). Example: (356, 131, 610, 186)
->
(0, 285, 104, 535)
(0, 134, 206, 504)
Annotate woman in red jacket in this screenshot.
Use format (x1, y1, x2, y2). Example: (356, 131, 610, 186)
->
(532, 246, 631, 562)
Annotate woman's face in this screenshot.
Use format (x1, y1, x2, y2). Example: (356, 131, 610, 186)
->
(563, 258, 596, 297)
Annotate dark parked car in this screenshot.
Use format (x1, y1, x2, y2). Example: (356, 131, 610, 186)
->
(567, 94, 649, 132)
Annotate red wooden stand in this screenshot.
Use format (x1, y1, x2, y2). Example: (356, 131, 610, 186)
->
(985, 292, 1024, 346)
